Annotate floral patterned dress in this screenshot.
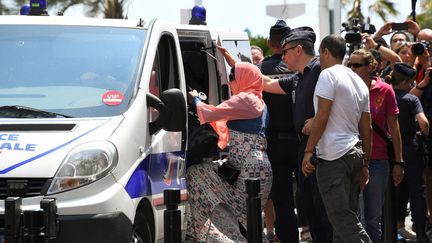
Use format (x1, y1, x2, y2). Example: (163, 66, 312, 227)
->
(186, 129, 273, 242)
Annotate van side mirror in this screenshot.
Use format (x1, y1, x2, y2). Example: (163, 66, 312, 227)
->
(146, 88, 186, 135)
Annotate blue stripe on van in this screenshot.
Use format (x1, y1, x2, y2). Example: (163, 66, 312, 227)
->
(0, 121, 108, 174)
(125, 151, 186, 199)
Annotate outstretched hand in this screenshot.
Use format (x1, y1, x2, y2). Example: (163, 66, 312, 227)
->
(217, 45, 236, 67)
(188, 90, 198, 104)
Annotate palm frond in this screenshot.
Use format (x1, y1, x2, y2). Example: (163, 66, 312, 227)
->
(103, 0, 124, 19)
(367, 0, 398, 23)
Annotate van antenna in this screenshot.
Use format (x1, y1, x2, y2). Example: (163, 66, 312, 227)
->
(137, 18, 145, 27)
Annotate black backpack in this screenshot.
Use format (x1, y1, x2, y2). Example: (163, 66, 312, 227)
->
(186, 110, 219, 168)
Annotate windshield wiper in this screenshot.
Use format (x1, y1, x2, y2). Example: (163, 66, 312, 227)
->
(0, 105, 74, 118)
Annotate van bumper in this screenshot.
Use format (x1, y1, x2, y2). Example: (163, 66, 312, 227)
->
(57, 212, 132, 243)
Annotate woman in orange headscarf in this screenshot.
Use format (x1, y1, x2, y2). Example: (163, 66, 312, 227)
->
(185, 61, 272, 242)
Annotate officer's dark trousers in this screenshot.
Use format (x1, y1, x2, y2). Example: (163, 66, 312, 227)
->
(267, 132, 299, 243)
(396, 138, 428, 226)
(298, 138, 333, 243)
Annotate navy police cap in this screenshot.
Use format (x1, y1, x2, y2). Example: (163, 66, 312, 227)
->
(281, 26, 316, 47)
(270, 19, 291, 36)
(394, 63, 416, 78)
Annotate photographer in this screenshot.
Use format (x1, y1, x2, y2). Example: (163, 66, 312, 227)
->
(372, 21, 418, 78)
(373, 20, 420, 49)
(342, 20, 401, 75)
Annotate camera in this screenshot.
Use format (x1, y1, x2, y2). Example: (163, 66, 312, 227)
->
(342, 19, 376, 45)
(342, 18, 376, 56)
(412, 41, 431, 56)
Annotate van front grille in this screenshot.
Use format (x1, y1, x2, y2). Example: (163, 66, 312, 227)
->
(0, 178, 51, 199)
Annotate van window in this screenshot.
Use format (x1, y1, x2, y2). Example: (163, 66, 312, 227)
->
(148, 34, 180, 123)
(157, 35, 180, 90)
(181, 42, 209, 97)
(222, 40, 252, 64)
(149, 58, 161, 98)
(0, 25, 146, 118)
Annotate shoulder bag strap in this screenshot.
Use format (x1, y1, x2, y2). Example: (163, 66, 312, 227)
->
(371, 121, 391, 144)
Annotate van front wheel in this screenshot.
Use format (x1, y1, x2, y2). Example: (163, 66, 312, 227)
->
(132, 211, 153, 243)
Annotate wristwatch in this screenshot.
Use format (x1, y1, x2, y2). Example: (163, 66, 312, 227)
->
(393, 160, 405, 167)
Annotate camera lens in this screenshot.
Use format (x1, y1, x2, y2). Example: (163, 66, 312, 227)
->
(412, 43, 426, 56)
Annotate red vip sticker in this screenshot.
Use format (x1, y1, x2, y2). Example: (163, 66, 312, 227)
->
(102, 91, 124, 106)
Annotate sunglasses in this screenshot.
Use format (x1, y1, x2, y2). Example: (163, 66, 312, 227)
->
(229, 67, 235, 82)
(347, 62, 367, 68)
(282, 45, 297, 56)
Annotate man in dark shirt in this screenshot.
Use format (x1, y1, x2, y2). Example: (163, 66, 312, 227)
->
(259, 19, 299, 243)
(392, 63, 429, 243)
(263, 26, 333, 243)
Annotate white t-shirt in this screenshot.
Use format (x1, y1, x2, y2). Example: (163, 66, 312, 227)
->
(314, 64, 370, 161)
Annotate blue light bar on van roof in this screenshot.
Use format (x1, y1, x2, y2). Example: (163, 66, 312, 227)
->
(20, 4, 30, 15)
(28, 0, 48, 16)
(30, 0, 46, 9)
(191, 5, 206, 22)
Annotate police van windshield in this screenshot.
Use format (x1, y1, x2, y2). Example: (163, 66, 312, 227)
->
(0, 25, 147, 118)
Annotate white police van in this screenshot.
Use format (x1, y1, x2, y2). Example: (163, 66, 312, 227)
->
(0, 13, 251, 243)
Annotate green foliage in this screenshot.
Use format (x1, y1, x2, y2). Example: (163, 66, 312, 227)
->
(249, 35, 271, 57)
(415, 0, 432, 29)
(245, 29, 270, 57)
(342, 0, 398, 24)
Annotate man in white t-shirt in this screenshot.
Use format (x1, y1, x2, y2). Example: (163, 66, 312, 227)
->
(301, 34, 372, 243)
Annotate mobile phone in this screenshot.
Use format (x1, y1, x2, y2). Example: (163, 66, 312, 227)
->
(392, 22, 408, 31)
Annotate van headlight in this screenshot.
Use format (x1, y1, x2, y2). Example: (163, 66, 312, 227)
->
(47, 141, 118, 195)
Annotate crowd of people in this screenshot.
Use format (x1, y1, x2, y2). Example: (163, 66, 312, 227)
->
(184, 17, 432, 243)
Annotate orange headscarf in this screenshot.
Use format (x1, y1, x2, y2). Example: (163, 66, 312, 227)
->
(195, 62, 265, 149)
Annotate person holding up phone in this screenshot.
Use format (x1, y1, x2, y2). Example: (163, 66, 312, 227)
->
(373, 20, 419, 80)
(373, 20, 420, 51)
(185, 61, 273, 242)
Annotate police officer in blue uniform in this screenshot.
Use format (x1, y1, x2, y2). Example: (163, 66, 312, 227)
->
(391, 63, 430, 243)
(263, 27, 333, 243)
(260, 20, 299, 243)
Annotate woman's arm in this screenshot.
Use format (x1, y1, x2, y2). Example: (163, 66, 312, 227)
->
(217, 45, 236, 67)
